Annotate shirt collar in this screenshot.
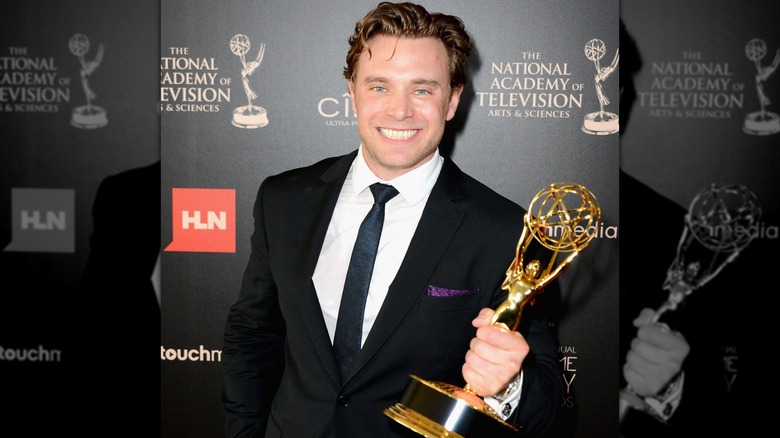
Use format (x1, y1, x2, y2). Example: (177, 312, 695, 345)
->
(351, 144, 443, 206)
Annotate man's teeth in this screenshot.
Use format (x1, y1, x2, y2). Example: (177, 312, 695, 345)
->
(380, 128, 417, 140)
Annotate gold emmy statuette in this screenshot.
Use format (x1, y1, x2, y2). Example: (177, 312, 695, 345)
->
(619, 183, 761, 423)
(385, 182, 601, 437)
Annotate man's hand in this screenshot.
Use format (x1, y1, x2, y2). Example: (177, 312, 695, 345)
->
(623, 307, 690, 396)
(463, 308, 529, 396)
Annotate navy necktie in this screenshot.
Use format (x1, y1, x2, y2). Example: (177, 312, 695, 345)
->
(333, 182, 399, 380)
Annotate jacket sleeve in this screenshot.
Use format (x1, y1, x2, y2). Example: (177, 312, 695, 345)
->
(506, 283, 565, 438)
(222, 181, 286, 438)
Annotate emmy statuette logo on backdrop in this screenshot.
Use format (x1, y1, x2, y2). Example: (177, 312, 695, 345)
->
(743, 38, 780, 135)
(68, 33, 107, 129)
(619, 183, 761, 424)
(230, 34, 268, 128)
(385, 182, 601, 438)
(582, 39, 619, 135)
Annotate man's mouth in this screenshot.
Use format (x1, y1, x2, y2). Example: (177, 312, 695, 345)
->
(379, 128, 417, 140)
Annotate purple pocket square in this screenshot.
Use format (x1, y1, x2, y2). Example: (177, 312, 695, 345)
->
(427, 285, 479, 297)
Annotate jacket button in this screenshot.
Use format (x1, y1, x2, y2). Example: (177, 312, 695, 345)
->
(337, 395, 350, 407)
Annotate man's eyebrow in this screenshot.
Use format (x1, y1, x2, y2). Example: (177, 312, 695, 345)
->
(362, 75, 389, 83)
(411, 78, 443, 88)
(362, 76, 443, 88)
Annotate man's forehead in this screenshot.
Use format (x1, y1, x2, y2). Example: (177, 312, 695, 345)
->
(359, 36, 447, 67)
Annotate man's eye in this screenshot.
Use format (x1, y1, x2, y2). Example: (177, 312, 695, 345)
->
(414, 89, 430, 96)
(371, 86, 387, 93)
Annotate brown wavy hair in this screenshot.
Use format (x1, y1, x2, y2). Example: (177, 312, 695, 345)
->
(343, 2, 473, 91)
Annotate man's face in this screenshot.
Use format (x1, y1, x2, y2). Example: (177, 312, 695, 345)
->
(348, 35, 463, 180)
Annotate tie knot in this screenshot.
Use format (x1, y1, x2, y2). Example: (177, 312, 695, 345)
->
(369, 183, 399, 205)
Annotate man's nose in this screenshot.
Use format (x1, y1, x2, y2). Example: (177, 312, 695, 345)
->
(387, 92, 413, 119)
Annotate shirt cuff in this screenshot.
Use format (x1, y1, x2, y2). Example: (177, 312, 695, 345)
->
(643, 371, 685, 423)
(484, 371, 524, 420)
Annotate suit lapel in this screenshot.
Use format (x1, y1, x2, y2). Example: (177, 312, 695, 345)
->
(290, 152, 355, 385)
(350, 159, 466, 377)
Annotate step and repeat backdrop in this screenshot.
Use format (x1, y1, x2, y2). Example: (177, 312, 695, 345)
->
(3, 0, 776, 436)
(621, 2, 779, 216)
(161, 1, 618, 437)
(0, 0, 160, 434)
(6, 0, 775, 437)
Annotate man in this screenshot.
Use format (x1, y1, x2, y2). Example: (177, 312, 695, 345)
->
(80, 160, 161, 436)
(222, 3, 563, 437)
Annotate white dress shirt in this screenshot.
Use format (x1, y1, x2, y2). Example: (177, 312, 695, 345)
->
(311, 145, 521, 420)
(313, 144, 441, 346)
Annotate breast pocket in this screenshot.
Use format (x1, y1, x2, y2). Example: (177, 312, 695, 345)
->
(420, 285, 484, 313)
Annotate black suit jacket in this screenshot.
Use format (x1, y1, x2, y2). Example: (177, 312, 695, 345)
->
(79, 160, 161, 435)
(222, 151, 563, 437)
(81, 161, 161, 315)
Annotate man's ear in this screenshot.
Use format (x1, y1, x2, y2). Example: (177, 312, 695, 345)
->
(348, 81, 357, 114)
(446, 85, 464, 121)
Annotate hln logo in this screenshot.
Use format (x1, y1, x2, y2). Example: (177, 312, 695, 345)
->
(21, 210, 67, 230)
(165, 188, 235, 253)
(4, 188, 75, 253)
(181, 210, 227, 230)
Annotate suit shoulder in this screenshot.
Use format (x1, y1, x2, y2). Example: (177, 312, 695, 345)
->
(448, 163, 524, 215)
(110, 160, 160, 182)
(97, 160, 160, 198)
(264, 153, 351, 188)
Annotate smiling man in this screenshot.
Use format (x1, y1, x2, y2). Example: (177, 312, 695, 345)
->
(347, 34, 461, 181)
(221, 3, 563, 437)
